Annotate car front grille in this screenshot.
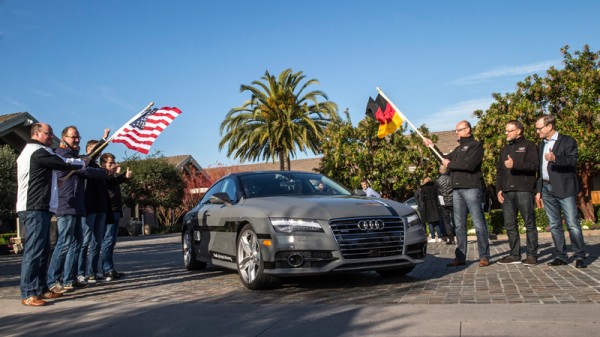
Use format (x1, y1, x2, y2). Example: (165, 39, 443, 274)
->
(328, 217, 405, 259)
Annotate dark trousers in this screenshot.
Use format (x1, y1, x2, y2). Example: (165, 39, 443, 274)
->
(502, 191, 538, 258)
(440, 206, 454, 238)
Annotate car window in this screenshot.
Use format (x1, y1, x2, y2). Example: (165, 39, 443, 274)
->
(239, 173, 352, 198)
(199, 180, 224, 204)
(220, 178, 238, 203)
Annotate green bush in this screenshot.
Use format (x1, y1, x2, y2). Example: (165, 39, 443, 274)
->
(535, 208, 549, 231)
(0, 233, 16, 245)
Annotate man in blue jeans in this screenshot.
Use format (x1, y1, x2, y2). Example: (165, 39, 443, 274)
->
(100, 152, 132, 281)
(424, 120, 490, 267)
(534, 115, 586, 268)
(78, 137, 111, 282)
(47, 126, 111, 293)
(496, 120, 539, 266)
(16, 123, 84, 306)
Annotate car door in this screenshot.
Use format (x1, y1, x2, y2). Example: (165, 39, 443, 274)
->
(193, 180, 223, 259)
(205, 177, 240, 257)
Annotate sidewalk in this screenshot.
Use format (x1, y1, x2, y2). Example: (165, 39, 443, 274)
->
(1, 233, 599, 336)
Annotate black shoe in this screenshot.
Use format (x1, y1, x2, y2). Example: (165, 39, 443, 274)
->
(104, 270, 123, 282)
(547, 258, 568, 266)
(575, 259, 587, 269)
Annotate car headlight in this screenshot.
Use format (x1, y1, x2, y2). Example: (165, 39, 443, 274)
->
(270, 218, 324, 233)
(406, 213, 421, 228)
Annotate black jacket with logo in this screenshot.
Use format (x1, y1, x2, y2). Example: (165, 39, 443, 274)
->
(496, 136, 539, 194)
(446, 136, 484, 189)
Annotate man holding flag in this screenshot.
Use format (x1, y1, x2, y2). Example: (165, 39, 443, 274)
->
(423, 121, 490, 267)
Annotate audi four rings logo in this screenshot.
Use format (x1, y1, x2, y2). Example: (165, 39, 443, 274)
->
(357, 219, 385, 231)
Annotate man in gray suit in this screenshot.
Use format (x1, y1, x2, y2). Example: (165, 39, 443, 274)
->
(535, 115, 586, 268)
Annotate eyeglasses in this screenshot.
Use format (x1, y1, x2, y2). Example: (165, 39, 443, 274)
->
(38, 131, 52, 136)
(535, 125, 547, 131)
(64, 135, 81, 139)
(504, 129, 517, 133)
(455, 127, 467, 133)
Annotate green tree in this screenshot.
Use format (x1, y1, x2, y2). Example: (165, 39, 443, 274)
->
(475, 45, 600, 221)
(220, 68, 339, 170)
(121, 154, 185, 227)
(319, 110, 439, 201)
(0, 145, 17, 231)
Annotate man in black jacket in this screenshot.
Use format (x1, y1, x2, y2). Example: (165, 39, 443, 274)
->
(424, 120, 490, 267)
(496, 120, 539, 266)
(100, 152, 131, 281)
(16, 123, 84, 306)
(535, 115, 586, 268)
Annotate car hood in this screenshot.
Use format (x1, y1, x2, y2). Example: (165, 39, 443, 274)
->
(240, 195, 414, 220)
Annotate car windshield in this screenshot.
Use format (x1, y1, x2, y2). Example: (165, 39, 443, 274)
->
(238, 172, 352, 198)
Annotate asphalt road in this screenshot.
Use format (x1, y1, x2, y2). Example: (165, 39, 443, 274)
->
(1, 233, 600, 336)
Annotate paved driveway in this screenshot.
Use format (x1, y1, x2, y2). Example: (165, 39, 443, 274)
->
(2, 233, 600, 305)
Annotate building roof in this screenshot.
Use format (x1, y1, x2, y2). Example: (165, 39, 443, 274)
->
(432, 130, 458, 154)
(0, 112, 62, 152)
(202, 130, 457, 181)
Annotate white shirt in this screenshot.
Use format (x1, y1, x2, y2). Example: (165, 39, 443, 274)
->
(542, 132, 559, 180)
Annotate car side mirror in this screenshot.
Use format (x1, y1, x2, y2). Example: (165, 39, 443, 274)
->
(353, 189, 367, 196)
(209, 192, 232, 205)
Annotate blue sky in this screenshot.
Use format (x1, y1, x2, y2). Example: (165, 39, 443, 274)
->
(2, 0, 598, 167)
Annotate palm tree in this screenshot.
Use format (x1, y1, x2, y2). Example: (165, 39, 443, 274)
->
(219, 69, 339, 170)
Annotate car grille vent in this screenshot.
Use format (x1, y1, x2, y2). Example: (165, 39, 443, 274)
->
(328, 217, 404, 259)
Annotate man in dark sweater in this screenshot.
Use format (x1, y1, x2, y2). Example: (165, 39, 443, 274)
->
(496, 120, 539, 266)
(424, 120, 490, 267)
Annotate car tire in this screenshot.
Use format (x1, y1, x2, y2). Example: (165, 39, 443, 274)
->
(236, 224, 278, 290)
(183, 229, 206, 270)
(376, 266, 415, 277)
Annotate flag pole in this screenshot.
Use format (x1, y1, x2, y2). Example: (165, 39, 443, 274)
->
(376, 87, 444, 162)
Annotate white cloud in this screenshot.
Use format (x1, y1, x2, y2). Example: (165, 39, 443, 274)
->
(97, 86, 136, 111)
(415, 97, 494, 131)
(2, 95, 28, 111)
(31, 89, 53, 97)
(49, 79, 81, 96)
(449, 60, 561, 85)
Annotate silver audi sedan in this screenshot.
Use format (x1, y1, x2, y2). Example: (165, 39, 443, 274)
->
(182, 171, 427, 290)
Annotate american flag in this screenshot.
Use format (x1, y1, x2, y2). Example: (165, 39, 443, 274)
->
(112, 106, 182, 154)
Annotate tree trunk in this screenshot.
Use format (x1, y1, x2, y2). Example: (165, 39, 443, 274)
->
(578, 164, 596, 222)
(279, 152, 285, 171)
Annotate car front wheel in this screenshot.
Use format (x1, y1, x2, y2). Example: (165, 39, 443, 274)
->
(183, 229, 206, 270)
(236, 224, 278, 290)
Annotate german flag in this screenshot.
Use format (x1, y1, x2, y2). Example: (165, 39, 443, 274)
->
(365, 94, 403, 138)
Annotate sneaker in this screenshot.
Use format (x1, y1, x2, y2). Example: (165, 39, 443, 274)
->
(77, 275, 88, 285)
(49, 283, 67, 294)
(427, 238, 437, 243)
(86, 274, 102, 283)
(497, 256, 522, 265)
(64, 281, 89, 290)
(522, 255, 538, 266)
(103, 270, 123, 282)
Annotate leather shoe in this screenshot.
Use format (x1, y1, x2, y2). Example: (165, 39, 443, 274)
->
(575, 259, 587, 268)
(21, 296, 46, 307)
(479, 258, 490, 267)
(446, 259, 466, 267)
(42, 291, 63, 299)
(547, 258, 568, 266)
